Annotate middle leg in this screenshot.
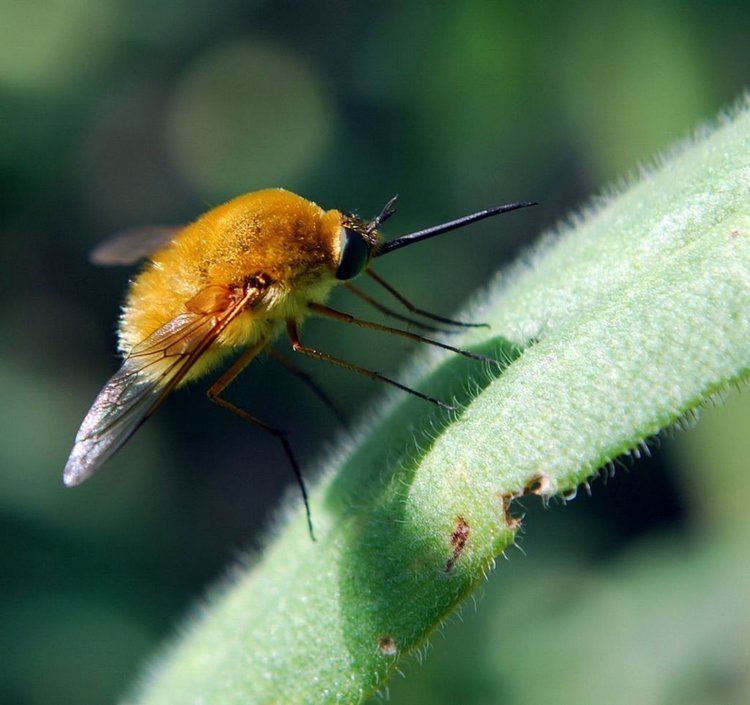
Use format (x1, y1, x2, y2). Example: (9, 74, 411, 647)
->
(206, 339, 316, 540)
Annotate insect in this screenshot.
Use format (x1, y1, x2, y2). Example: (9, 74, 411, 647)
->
(65, 188, 535, 538)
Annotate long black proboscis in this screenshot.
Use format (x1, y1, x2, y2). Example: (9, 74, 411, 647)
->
(374, 200, 537, 257)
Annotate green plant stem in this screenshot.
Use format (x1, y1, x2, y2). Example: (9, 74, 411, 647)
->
(126, 97, 750, 705)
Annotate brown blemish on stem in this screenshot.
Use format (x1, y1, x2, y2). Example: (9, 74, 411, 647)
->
(378, 636, 398, 656)
(524, 472, 551, 496)
(500, 493, 523, 529)
(444, 515, 470, 572)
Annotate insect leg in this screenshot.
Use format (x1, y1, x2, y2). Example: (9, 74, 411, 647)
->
(207, 340, 315, 541)
(343, 282, 452, 334)
(266, 347, 346, 426)
(286, 321, 455, 411)
(308, 302, 499, 367)
(366, 268, 489, 328)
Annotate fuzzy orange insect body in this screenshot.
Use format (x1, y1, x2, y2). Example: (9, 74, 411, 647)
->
(66, 187, 535, 537)
(120, 189, 344, 382)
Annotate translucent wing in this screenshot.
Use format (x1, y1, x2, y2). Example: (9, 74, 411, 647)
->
(63, 285, 258, 486)
(89, 225, 182, 266)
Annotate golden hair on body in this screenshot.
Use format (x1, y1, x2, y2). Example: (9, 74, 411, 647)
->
(67, 187, 535, 537)
(120, 189, 344, 381)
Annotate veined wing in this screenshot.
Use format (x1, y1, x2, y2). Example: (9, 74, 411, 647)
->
(63, 284, 260, 486)
(89, 225, 182, 266)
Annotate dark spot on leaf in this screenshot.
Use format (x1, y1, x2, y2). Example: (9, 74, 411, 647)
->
(500, 492, 523, 529)
(445, 515, 470, 572)
(378, 636, 397, 656)
(524, 472, 551, 496)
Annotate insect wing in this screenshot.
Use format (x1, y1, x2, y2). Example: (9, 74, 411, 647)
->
(89, 225, 182, 266)
(63, 287, 256, 486)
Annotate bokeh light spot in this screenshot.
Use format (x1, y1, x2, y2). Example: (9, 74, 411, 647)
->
(0, 0, 118, 92)
(167, 40, 334, 201)
(560, 3, 714, 183)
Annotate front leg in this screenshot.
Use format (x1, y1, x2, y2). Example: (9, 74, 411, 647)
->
(286, 321, 454, 410)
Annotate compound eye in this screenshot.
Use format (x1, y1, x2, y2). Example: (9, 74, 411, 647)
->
(335, 227, 370, 280)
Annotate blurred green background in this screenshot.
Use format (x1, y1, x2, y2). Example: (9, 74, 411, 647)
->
(1, 2, 748, 704)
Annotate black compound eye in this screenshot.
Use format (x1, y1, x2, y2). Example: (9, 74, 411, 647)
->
(335, 227, 370, 280)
